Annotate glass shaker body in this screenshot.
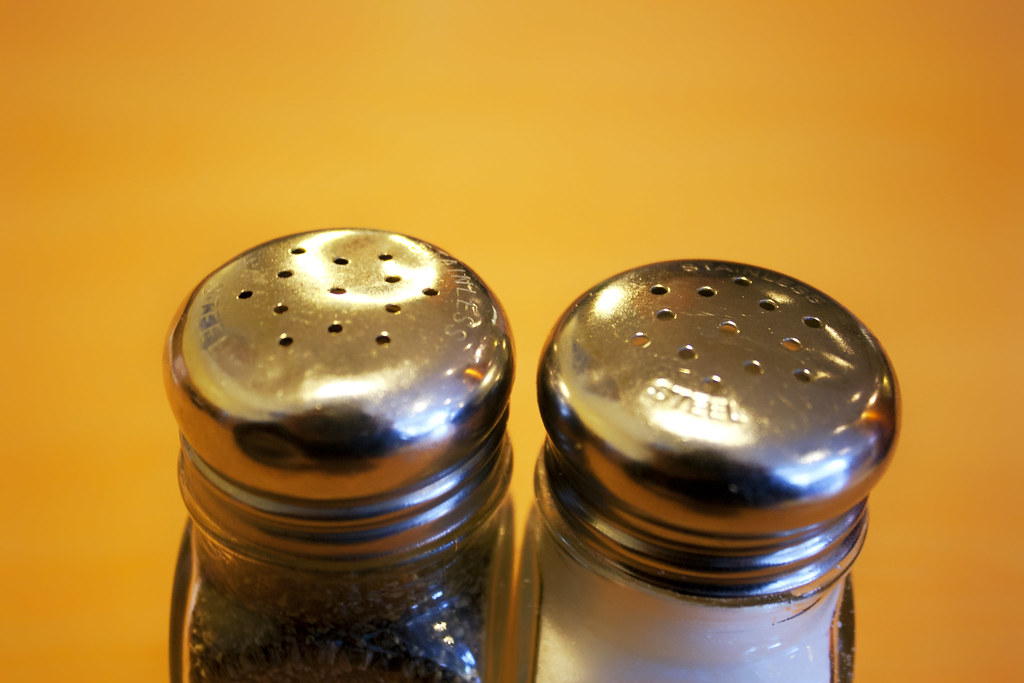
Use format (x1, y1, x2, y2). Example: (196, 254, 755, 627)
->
(520, 261, 896, 682)
(519, 468, 853, 683)
(164, 229, 515, 682)
(171, 460, 513, 682)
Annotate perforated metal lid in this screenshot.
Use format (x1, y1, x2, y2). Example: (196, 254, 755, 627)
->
(537, 260, 898, 598)
(165, 229, 513, 556)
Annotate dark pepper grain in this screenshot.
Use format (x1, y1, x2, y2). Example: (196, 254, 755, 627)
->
(181, 518, 498, 683)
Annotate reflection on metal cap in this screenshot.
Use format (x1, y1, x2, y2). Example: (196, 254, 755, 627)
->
(537, 260, 897, 599)
(165, 228, 513, 559)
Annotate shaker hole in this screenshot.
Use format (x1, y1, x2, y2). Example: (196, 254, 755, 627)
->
(697, 287, 716, 298)
(278, 335, 294, 347)
(719, 321, 739, 334)
(327, 323, 343, 334)
(378, 254, 393, 261)
(759, 299, 778, 311)
(650, 285, 669, 295)
(422, 287, 439, 296)
(733, 277, 752, 287)
(704, 375, 723, 390)
(782, 338, 802, 351)
(678, 345, 697, 360)
(656, 309, 676, 320)
(238, 290, 253, 299)
(794, 368, 813, 382)
(277, 270, 293, 279)
(290, 247, 306, 255)
(385, 304, 401, 314)
(385, 275, 402, 283)
(333, 257, 349, 265)
(803, 316, 823, 329)
(273, 304, 288, 314)
(744, 360, 764, 375)
(329, 287, 347, 295)
(376, 334, 391, 345)
(630, 333, 651, 348)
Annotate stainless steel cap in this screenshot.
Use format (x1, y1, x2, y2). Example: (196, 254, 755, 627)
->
(165, 229, 513, 556)
(537, 260, 898, 598)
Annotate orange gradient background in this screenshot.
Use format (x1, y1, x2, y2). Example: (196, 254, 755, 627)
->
(1, 2, 1021, 681)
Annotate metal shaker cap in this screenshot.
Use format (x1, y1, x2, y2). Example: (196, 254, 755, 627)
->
(165, 229, 513, 556)
(537, 261, 897, 598)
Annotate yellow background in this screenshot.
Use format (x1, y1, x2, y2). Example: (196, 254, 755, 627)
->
(2, 2, 1021, 681)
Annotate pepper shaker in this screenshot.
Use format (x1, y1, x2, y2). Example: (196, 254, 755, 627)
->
(519, 260, 898, 682)
(164, 229, 514, 682)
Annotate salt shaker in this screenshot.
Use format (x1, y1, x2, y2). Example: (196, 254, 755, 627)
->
(519, 261, 898, 682)
(164, 229, 514, 682)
